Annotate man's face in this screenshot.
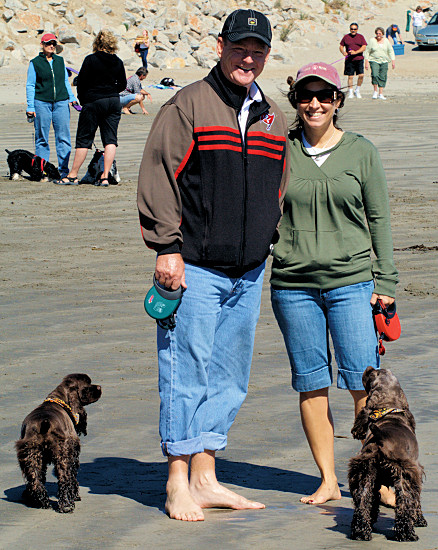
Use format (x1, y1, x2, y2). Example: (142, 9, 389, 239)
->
(217, 36, 270, 90)
(349, 25, 358, 35)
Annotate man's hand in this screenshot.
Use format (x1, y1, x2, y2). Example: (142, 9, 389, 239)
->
(370, 293, 395, 306)
(155, 253, 187, 289)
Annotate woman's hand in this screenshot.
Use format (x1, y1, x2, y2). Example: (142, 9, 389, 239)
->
(365, 61, 370, 71)
(370, 293, 394, 306)
(391, 60, 395, 70)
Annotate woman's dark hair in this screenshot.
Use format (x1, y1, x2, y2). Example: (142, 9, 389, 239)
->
(136, 67, 149, 77)
(287, 77, 345, 136)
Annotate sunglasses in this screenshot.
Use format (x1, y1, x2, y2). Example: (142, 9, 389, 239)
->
(295, 89, 338, 105)
(350, 27, 358, 31)
(43, 41, 57, 46)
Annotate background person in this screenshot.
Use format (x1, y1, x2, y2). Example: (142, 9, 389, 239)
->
(386, 23, 403, 44)
(410, 6, 427, 38)
(137, 9, 289, 522)
(134, 30, 150, 69)
(119, 67, 152, 115)
(364, 27, 396, 100)
(270, 62, 398, 506)
(339, 23, 367, 99)
(26, 33, 77, 179)
(56, 30, 126, 186)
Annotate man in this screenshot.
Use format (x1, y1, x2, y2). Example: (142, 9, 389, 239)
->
(339, 23, 367, 99)
(137, 9, 289, 521)
(120, 67, 152, 115)
(386, 23, 403, 45)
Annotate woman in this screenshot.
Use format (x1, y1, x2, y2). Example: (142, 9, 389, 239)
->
(26, 33, 76, 178)
(411, 6, 426, 37)
(57, 31, 127, 186)
(364, 27, 395, 100)
(271, 62, 398, 506)
(135, 30, 150, 69)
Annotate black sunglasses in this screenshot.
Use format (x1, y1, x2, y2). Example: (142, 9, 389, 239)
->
(295, 89, 338, 105)
(350, 27, 358, 31)
(43, 40, 57, 46)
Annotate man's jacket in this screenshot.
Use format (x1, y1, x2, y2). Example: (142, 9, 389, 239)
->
(137, 63, 290, 277)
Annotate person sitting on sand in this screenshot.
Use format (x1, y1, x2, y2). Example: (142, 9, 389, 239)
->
(120, 67, 152, 115)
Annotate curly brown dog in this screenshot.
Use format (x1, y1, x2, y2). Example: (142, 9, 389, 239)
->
(348, 366, 427, 541)
(15, 374, 101, 513)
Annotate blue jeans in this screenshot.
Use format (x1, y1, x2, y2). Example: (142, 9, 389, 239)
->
(139, 48, 148, 69)
(158, 261, 265, 456)
(271, 281, 379, 392)
(34, 99, 71, 177)
(119, 94, 137, 107)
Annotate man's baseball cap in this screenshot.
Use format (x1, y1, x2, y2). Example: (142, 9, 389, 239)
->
(295, 62, 342, 90)
(41, 33, 57, 43)
(219, 9, 272, 48)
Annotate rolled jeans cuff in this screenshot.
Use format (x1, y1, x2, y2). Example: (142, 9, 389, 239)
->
(161, 432, 228, 457)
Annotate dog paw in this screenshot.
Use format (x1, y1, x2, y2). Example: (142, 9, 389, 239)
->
(12, 173, 20, 180)
(351, 532, 372, 541)
(395, 533, 418, 542)
(57, 502, 75, 513)
(415, 516, 427, 527)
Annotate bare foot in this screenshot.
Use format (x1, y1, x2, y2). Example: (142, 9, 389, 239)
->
(122, 107, 132, 115)
(379, 485, 396, 508)
(300, 480, 341, 505)
(165, 482, 205, 521)
(190, 478, 265, 510)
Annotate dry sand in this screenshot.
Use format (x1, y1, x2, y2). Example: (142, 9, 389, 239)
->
(0, 41, 437, 549)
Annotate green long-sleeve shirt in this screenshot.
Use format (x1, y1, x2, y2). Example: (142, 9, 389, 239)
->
(271, 131, 398, 297)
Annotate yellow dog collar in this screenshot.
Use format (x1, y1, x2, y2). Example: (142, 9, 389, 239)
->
(369, 407, 404, 421)
(43, 397, 79, 425)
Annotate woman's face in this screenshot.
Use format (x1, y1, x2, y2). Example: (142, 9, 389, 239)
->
(375, 30, 384, 39)
(296, 80, 341, 133)
(42, 41, 57, 57)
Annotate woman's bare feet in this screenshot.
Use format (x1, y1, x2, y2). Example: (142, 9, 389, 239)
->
(300, 480, 341, 505)
(165, 481, 205, 521)
(122, 107, 133, 115)
(190, 476, 265, 510)
(379, 485, 396, 508)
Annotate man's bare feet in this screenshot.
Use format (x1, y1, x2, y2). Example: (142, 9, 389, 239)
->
(190, 477, 265, 510)
(300, 480, 341, 505)
(122, 107, 133, 115)
(379, 485, 396, 508)
(165, 482, 205, 521)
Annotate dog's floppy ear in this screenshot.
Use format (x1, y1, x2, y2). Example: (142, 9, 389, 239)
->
(351, 408, 369, 440)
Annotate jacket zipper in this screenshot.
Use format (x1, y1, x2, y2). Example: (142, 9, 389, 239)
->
(238, 111, 249, 269)
(47, 58, 56, 101)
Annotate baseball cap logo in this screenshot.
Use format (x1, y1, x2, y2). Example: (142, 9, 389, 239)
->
(248, 17, 257, 26)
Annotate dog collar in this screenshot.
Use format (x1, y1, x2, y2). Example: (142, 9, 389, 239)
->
(43, 397, 79, 425)
(369, 407, 404, 421)
(32, 155, 46, 174)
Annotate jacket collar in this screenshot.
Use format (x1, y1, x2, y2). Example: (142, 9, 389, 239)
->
(204, 62, 270, 117)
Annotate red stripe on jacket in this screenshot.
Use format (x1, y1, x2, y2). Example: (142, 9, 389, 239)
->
(174, 140, 195, 180)
(199, 144, 243, 152)
(247, 149, 282, 160)
(195, 126, 240, 135)
(247, 131, 287, 142)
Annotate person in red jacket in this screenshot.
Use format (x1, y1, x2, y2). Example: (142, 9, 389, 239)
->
(138, 9, 289, 522)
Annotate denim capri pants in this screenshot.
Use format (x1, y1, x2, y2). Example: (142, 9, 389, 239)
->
(370, 61, 389, 88)
(271, 281, 379, 392)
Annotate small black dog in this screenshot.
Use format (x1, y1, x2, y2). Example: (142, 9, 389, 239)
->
(349, 366, 427, 541)
(15, 374, 101, 513)
(6, 149, 60, 181)
(80, 149, 120, 185)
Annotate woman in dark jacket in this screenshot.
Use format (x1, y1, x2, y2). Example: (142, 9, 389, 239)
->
(56, 30, 127, 186)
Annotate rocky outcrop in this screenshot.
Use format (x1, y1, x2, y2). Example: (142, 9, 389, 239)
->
(0, 0, 436, 69)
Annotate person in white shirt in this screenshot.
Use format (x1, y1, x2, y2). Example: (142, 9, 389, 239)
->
(411, 6, 426, 37)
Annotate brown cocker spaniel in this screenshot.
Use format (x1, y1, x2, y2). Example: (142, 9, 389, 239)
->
(15, 374, 101, 513)
(348, 366, 427, 541)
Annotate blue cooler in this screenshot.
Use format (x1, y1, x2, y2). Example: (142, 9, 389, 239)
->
(393, 44, 405, 55)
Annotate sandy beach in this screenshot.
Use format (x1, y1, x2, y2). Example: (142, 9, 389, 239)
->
(0, 39, 437, 549)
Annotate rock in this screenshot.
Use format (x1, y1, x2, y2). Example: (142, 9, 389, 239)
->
(74, 8, 85, 17)
(16, 11, 44, 31)
(0, 52, 5, 67)
(4, 40, 16, 51)
(58, 29, 80, 45)
(5, 0, 28, 11)
(64, 12, 75, 25)
(102, 7, 112, 15)
(2, 10, 15, 23)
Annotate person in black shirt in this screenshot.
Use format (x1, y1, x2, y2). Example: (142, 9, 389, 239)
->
(56, 31, 126, 186)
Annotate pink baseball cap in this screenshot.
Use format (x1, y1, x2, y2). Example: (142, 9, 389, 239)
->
(41, 33, 57, 43)
(295, 62, 341, 89)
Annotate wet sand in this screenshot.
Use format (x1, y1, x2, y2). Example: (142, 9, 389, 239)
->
(1, 44, 438, 548)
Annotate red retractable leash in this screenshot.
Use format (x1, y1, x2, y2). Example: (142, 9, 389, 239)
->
(372, 299, 401, 355)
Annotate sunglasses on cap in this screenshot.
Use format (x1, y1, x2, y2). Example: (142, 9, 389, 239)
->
(43, 40, 57, 46)
(295, 89, 338, 104)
